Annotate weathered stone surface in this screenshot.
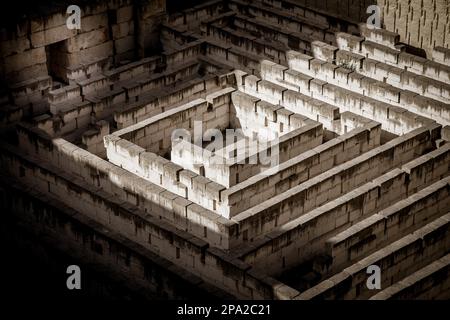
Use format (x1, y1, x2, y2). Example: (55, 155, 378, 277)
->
(1, 0, 449, 302)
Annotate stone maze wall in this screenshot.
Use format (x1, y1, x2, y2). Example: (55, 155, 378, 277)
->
(261, 0, 450, 59)
(1, 0, 449, 300)
(0, 178, 232, 300)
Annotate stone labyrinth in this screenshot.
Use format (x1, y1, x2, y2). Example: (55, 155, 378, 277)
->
(1, 0, 449, 299)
